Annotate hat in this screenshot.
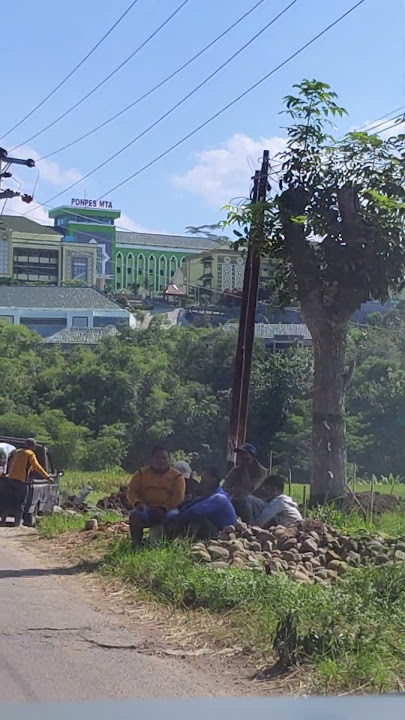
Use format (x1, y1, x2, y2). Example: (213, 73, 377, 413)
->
(235, 443, 257, 457)
(174, 460, 192, 479)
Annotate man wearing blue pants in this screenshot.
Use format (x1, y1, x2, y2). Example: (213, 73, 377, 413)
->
(175, 467, 236, 539)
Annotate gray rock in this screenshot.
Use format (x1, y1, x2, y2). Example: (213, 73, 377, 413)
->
(394, 549, 405, 562)
(84, 518, 98, 531)
(374, 554, 389, 565)
(293, 570, 312, 583)
(230, 556, 246, 569)
(208, 545, 230, 561)
(300, 538, 318, 554)
(280, 551, 297, 563)
(191, 549, 212, 563)
(280, 537, 298, 551)
(262, 540, 273, 554)
(210, 561, 229, 570)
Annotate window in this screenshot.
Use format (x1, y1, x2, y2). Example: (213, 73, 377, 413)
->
(0, 315, 13, 324)
(72, 316, 88, 328)
(72, 256, 88, 280)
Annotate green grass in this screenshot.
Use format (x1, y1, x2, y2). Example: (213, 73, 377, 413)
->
(290, 481, 405, 504)
(38, 510, 122, 538)
(100, 538, 405, 694)
(60, 469, 130, 505)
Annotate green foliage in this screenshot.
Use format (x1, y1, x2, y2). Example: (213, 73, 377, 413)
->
(101, 538, 405, 693)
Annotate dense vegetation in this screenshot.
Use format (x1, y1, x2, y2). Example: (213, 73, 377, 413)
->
(1, 299, 405, 480)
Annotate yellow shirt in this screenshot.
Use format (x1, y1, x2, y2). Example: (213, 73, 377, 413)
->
(127, 466, 185, 510)
(8, 449, 49, 483)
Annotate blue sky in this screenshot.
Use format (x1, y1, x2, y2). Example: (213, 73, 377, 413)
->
(1, 0, 404, 235)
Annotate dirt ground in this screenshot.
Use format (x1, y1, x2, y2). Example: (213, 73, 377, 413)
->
(16, 527, 300, 697)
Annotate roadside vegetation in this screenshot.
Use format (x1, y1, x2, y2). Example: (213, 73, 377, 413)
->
(99, 537, 405, 694)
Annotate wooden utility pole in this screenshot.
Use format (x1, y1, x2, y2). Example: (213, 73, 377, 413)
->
(227, 150, 269, 464)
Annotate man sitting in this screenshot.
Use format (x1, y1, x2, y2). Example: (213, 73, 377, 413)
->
(223, 443, 267, 524)
(253, 475, 302, 528)
(127, 446, 185, 548)
(175, 467, 237, 539)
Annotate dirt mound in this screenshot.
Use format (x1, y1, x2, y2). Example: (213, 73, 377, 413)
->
(97, 485, 131, 514)
(344, 491, 403, 515)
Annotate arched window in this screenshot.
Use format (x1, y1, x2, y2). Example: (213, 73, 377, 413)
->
(159, 255, 167, 290)
(126, 253, 134, 288)
(148, 254, 157, 293)
(137, 253, 145, 282)
(116, 252, 123, 291)
(180, 256, 186, 267)
(170, 255, 177, 279)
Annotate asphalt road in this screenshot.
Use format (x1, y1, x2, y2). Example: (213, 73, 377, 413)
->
(0, 528, 227, 703)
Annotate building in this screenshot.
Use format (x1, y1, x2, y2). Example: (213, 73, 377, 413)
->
(0, 216, 97, 286)
(115, 231, 221, 294)
(44, 325, 119, 350)
(184, 248, 272, 302)
(49, 201, 121, 289)
(0, 286, 135, 337)
(224, 322, 312, 351)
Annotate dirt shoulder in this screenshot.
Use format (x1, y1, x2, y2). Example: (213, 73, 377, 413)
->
(17, 528, 293, 697)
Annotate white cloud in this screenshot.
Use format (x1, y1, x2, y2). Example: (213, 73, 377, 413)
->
(3, 197, 50, 225)
(119, 212, 168, 235)
(12, 145, 82, 188)
(171, 133, 287, 207)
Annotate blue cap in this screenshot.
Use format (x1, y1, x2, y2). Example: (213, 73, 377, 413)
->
(235, 443, 257, 457)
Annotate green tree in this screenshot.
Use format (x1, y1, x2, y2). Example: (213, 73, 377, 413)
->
(225, 79, 405, 502)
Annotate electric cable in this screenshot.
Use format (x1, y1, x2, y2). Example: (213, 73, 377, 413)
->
(10, 0, 191, 151)
(0, 0, 141, 141)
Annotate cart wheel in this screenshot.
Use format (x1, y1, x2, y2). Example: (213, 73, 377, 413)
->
(23, 504, 38, 528)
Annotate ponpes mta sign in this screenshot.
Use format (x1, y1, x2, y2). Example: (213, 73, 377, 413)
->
(71, 198, 113, 209)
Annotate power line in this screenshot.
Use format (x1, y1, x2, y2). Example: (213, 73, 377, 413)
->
(16, 87, 400, 250)
(3, 99, 402, 258)
(99, 0, 368, 200)
(10, 0, 191, 152)
(0, 0, 141, 142)
(38, 0, 267, 162)
(33, 0, 301, 208)
(22, 0, 372, 237)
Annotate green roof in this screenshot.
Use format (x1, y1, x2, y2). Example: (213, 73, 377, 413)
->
(49, 206, 121, 221)
(1, 216, 61, 236)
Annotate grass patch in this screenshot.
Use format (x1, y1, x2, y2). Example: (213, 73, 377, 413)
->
(100, 538, 405, 693)
(290, 481, 405, 504)
(60, 469, 130, 499)
(308, 506, 405, 537)
(38, 510, 122, 538)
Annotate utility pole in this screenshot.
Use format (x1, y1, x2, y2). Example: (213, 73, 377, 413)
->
(0, 147, 35, 204)
(227, 150, 269, 465)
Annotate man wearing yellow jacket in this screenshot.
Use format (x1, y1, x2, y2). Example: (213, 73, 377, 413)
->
(6, 438, 50, 526)
(127, 446, 185, 547)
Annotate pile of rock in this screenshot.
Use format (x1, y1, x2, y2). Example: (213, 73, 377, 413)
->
(97, 486, 131, 514)
(191, 519, 405, 585)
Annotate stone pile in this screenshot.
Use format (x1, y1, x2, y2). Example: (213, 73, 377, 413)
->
(97, 486, 131, 514)
(191, 518, 405, 585)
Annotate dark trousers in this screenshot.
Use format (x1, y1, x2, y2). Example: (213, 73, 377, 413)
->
(0, 478, 27, 522)
(232, 495, 266, 525)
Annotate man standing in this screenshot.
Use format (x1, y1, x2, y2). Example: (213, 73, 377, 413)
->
(127, 446, 185, 548)
(6, 438, 50, 526)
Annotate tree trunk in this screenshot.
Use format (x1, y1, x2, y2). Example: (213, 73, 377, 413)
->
(303, 305, 350, 505)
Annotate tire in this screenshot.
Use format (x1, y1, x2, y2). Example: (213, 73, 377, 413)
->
(23, 504, 38, 528)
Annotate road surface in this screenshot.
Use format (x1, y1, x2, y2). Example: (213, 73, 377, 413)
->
(0, 528, 229, 702)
